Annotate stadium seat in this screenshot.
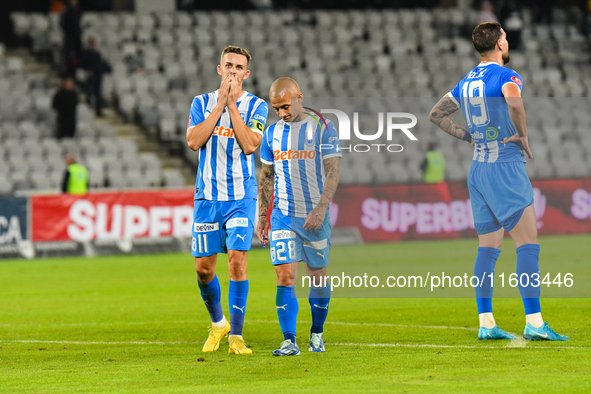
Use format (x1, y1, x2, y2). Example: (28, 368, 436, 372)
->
(108, 173, 127, 189)
(126, 169, 149, 188)
(162, 169, 185, 188)
(5, 9, 590, 190)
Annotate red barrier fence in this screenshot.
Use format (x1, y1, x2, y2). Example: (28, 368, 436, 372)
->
(30, 178, 591, 243)
(331, 178, 591, 242)
(32, 190, 194, 242)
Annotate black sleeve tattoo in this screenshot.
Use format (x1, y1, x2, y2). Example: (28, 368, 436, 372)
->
(317, 157, 340, 209)
(258, 163, 275, 217)
(428, 95, 468, 140)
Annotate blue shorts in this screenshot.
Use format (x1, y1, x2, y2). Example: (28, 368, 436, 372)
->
(269, 209, 331, 268)
(468, 161, 534, 235)
(191, 198, 256, 257)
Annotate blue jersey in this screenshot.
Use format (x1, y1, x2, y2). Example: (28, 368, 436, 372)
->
(260, 116, 341, 218)
(187, 90, 268, 201)
(448, 62, 525, 163)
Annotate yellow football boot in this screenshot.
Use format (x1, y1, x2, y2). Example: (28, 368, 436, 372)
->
(228, 336, 253, 355)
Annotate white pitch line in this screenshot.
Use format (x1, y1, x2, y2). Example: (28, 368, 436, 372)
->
(0, 339, 585, 350)
(0, 339, 195, 346)
(0, 319, 479, 331)
(322, 320, 479, 331)
(331, 342, 586, 350)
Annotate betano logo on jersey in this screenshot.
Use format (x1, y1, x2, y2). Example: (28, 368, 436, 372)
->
(187, 116, 235, 138)
(212, 126, 235, 138)
(273, 149, 317, 161)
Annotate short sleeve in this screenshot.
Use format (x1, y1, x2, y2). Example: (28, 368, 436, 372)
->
(187, 96, 205, 130)
(446, 81, 461, 107)
(321, 120, 342, 160)
(246, 100, 268, 136)
(260, 126, 274, 165)
(501, 70, 523, 92)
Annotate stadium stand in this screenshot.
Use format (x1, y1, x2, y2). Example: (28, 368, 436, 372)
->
(6, 8, 591, 189)
(0, 41, 187, 195)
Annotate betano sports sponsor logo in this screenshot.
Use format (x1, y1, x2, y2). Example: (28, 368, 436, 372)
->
(273, 149, 317, 161)
(212, 126, 235, 138)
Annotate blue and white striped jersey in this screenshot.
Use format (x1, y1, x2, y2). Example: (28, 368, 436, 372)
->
(260, 116, 342, 218)
(188, 90, 268, 201)
(448, 62, 525, 163)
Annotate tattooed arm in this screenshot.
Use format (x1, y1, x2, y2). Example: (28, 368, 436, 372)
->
(256, 163, 275, 245)
(428, 95, 471, 142)
(303, 157, 340, 231)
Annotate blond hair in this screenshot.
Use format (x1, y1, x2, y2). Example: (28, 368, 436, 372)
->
(220, 45, 251, 65)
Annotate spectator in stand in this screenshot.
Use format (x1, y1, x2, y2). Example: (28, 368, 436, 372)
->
(421, 142, 446, 184)
(60, 0, 82, 75)
(52, 77, 79, 139)
(478, 1, 498, 25)
(534, 0, 554, 24)
(80, 37, 112, 117)
(500, 0, 524, 50)
(61, 154, 88, 194)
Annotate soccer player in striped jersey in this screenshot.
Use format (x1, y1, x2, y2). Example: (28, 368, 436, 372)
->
(186, 45, 268, 354)
(257, 78, 341, 356)
(429, 23, 568, 341)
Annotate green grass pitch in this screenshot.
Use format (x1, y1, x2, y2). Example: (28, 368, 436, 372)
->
(0, 235, 589, 393)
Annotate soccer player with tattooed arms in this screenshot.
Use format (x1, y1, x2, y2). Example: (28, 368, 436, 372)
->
(429, 23, 568, 341)
(257, 77, 341, 356)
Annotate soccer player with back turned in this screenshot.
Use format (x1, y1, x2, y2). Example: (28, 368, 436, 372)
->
(186, 46, 268, 354)
(429, 23, 568, 341)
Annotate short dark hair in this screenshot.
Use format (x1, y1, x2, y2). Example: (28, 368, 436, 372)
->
(220, 45, 251, 65)
(472, 22, 503, 54)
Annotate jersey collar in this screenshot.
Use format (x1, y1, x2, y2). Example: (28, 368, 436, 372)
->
(286, 116, 311, 127)
(477, 61, 502, 67)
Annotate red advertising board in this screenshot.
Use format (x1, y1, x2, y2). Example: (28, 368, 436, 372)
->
(31, 190, 194, 242)
(30, 178, 591, 243)
(331, 178, 591, 242)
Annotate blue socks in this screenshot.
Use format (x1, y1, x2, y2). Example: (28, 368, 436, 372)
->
(516, 244, 541, 315)
(276, 285, 331, 342)
(228, 280, 249, 336)
(197, 274, 223, 323)
(309, 286, 331, 334)
(276, 286, 298, 343)
(197, 276, 250, 335)
(474, 247, 501, 314)
(473, 244, 542, 318)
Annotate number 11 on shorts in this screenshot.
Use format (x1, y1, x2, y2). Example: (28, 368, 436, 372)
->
(196, 234, 208, 254)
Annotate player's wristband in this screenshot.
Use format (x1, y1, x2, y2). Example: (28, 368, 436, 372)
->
(462, 131, 472, 142)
